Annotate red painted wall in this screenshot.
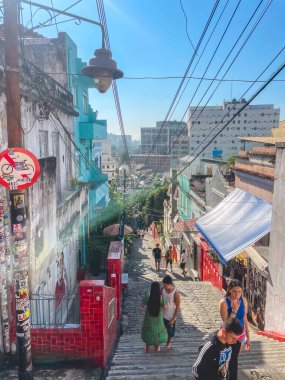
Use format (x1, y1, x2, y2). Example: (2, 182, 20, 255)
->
(202, 252, 223, 290)
(107, 241, 124, 320)
(199, 237, 223, 291)
(31, 280, 117, 367)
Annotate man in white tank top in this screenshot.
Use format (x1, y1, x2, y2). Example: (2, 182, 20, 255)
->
(162, 275, 181, 349)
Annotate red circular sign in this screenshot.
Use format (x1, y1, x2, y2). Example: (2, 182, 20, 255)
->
(0, 148, 40, 190)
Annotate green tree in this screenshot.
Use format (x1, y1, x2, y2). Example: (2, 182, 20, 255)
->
(227, 155, 235, 167)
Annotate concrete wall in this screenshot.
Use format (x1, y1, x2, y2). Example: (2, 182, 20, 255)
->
(265, 143, 285, 334)
(206, 167, 232, 208)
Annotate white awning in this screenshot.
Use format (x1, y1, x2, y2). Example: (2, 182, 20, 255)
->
(196, 188, 272, 263)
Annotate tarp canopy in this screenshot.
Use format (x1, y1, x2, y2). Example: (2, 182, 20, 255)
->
(195, 188, 272, 264)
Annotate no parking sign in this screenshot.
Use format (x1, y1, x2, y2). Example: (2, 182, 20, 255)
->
(0, 148, 40, 190)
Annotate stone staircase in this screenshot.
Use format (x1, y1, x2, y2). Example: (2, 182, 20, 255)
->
(106, 333, 285, 379)
(107, 237, 285, 379)
(106, 280, 285, 380)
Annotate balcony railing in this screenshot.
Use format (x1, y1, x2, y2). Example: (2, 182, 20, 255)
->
(21, 61, 77, 116)
(30, 293, 80, 327)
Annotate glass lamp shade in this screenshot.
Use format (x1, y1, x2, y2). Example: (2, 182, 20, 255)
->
(81, 48, 123, 93)
(93, 72, 113, 93)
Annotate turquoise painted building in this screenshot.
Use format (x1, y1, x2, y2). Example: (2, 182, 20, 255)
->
(178, 173, 205, 221)
(60, 33, 109, 262)
(178, 173, 191, 220)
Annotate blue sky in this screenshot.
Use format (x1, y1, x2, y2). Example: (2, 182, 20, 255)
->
(21, 0, 285, 139)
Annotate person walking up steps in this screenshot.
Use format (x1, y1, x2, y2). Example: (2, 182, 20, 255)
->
(165, 245, 174, 272)
(162, 275, 180, 349)
(192, 317, 243, 380)
(219, 279, 251, 353)
(141, 282, 168, 353)
(180, 249, 188, 277)
(152, 243, 162, 272)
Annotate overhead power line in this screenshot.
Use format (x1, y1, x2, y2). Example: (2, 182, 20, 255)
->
(96, 0, 130, 166)
(173, 50, 285, 191)
(143, 0, 273, 178)
(179, 0, 196, 51)
(133, 0, 221, 187)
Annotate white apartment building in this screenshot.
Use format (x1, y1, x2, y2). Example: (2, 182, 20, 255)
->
(101, 140, 118, 182)
(171, 135, 190, 168)
(189, 100, 280, 160)
(140, 121, 188, 155)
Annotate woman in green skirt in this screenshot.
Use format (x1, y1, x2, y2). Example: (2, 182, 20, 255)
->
(141, 281, 168, 352)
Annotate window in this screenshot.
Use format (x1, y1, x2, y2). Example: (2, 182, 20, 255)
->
(39, 130, 48, 157)
(72, 80, 77, 106)
(238, 120, 240, 124)
(85, 147, 89, 170)
(197, 121, 200, 124)
(51, 131, 59, 157)
(244, 127, 246, 130)
(244, 113, 247, 117)
(232, 140, 235, 143)
(83, 94, 88, 113)
(233, 120, 235, 124)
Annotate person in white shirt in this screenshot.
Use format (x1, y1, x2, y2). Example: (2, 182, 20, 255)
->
(180, 249, 188, 277)
(161, 275, 180, 349)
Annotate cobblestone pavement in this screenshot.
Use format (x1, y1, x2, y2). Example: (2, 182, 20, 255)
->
(123, 235, 222, 334)
(0, 357, 102, 379)
(108, 235, 285, 380)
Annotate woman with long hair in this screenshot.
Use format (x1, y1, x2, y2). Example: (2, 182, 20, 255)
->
(219, 279, 251, 352)
(141, 281, 168, 352)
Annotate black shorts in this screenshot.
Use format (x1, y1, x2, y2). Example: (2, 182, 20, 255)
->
(163, 318, 176, 337)
(180, 263, 186, 269)
(166, 259, 172, 264)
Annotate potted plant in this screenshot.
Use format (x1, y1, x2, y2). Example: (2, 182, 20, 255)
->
(71, 176, 79, 190)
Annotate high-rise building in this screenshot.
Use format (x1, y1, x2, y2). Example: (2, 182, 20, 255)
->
(140, 121, 188, 155)
(188, 100, 280, 160)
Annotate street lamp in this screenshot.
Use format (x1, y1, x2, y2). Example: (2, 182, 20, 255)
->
(81, 49, 124, 93)
(20, 0, 124, 93)
(3, 1, 123, 379)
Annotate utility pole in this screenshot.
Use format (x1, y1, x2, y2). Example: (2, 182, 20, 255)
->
(123, 168, 126, 194)
(3, 0, 33, 379)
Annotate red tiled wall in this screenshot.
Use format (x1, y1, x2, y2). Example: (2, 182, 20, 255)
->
(30, 281, 117, 366)
(108, 259, 122, 320)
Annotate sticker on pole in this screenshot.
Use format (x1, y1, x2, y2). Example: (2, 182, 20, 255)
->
(0, 148, 40, 190)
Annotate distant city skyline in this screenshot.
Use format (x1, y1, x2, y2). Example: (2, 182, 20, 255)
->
(21, 0, 285, 139)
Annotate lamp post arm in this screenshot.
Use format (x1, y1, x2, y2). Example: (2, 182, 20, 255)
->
(19, 0, 105, 48)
